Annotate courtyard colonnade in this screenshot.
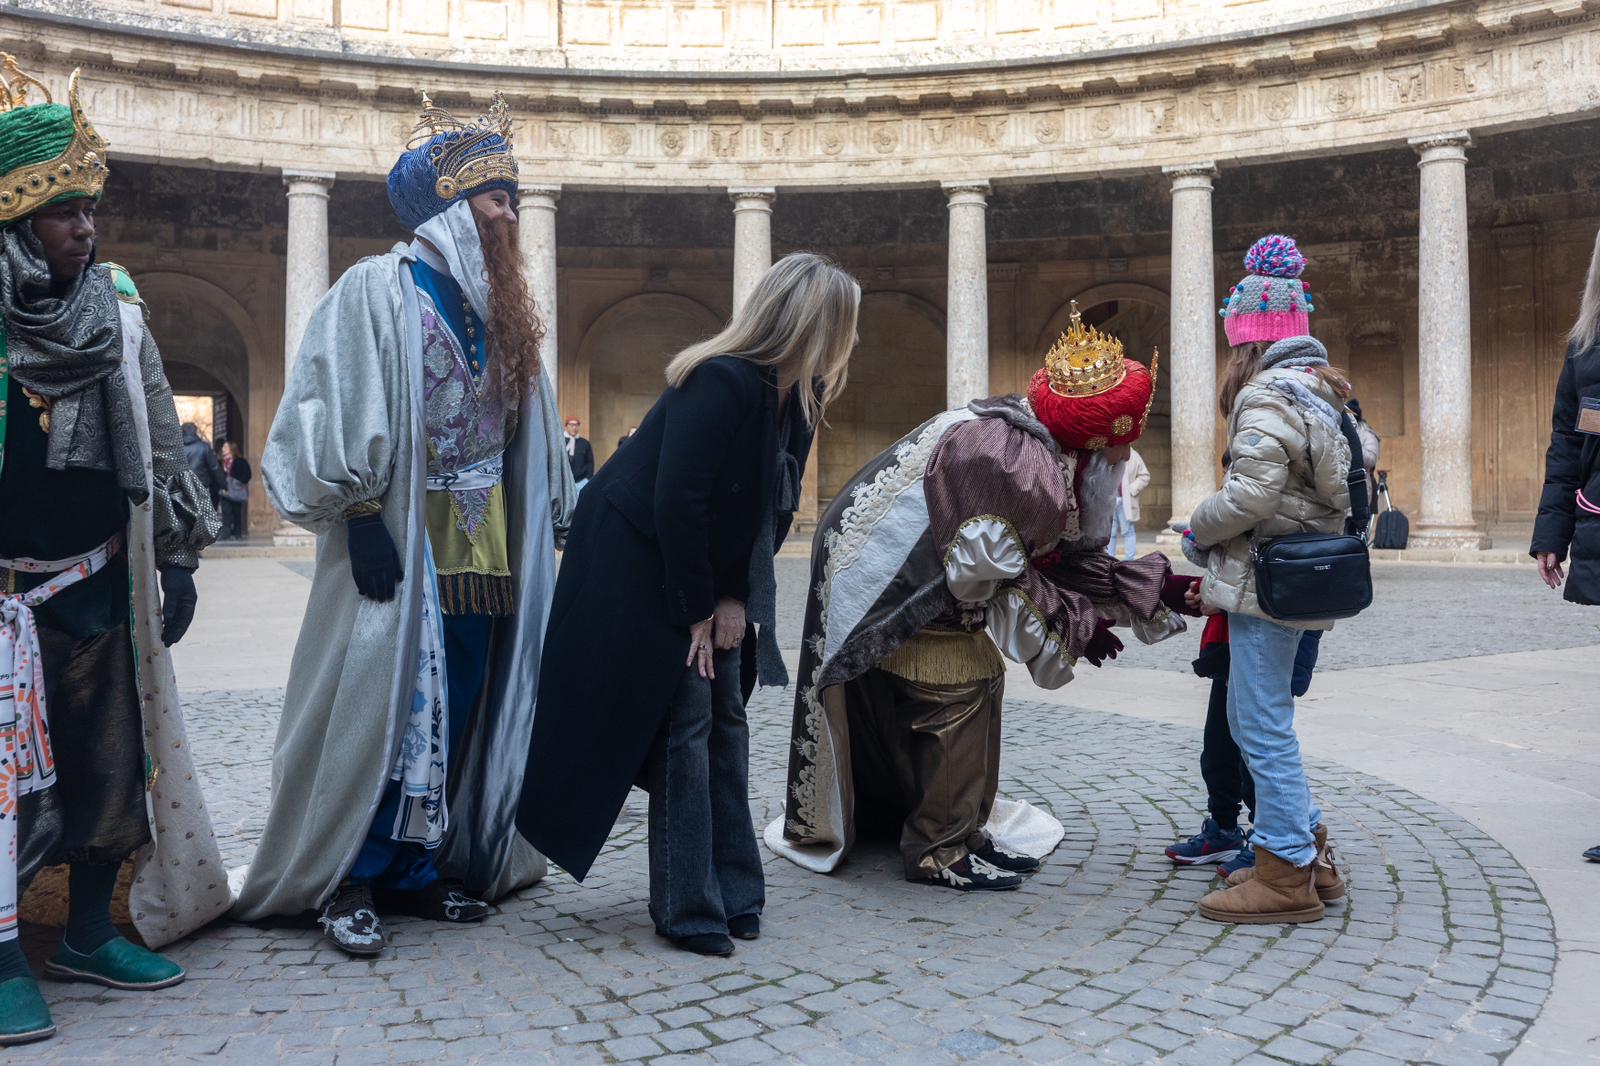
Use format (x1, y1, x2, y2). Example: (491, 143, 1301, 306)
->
(6, 0, 1599, 548)
(276, 133, 1483, 544)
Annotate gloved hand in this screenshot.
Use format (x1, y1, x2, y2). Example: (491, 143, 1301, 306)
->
(1083, 617, 1123, 668)
(347, 513, 403, 601)
(159, 566, 198, 647)
(1161, 574, 1204, 616)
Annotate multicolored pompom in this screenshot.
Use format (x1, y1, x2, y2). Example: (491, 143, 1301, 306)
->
(1242, 233, 1307, 278)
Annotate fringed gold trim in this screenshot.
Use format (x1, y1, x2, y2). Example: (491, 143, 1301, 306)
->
(437, 571, 515, 616)
(878, 629, 1005, 686)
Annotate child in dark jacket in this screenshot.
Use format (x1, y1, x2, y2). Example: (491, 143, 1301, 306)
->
(1163, 612, 1323, 877)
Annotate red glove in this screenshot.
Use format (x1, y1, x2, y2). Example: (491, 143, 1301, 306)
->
(1161, 574, 1204, 617)
(1083, 618, 1124, 667)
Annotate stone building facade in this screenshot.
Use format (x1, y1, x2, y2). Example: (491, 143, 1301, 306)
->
(3, 0, 1597, 546)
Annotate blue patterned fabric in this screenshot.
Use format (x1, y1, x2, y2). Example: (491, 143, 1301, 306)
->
(387, 132, 518, 231)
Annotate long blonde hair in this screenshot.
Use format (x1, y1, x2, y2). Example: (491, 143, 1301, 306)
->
(1219, 342, 1350, 418)
(665, 252, 859, 427)
(1568, 225, 1600, 351)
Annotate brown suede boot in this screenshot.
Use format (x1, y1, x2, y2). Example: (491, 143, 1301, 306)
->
(1225, 825, 1346, 902)
(1199, 847, 1323, 924)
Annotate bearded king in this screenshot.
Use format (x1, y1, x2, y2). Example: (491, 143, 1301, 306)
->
(235, 92, 575, 955)
(768, 303, 1198, 890)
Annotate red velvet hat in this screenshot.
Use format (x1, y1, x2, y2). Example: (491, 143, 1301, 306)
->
(1027, 302, 1158, 452)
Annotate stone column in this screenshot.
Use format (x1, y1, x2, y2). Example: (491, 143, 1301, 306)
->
(518, 184, 562, 396)
(277, 170, 334, 546)
(1409, 132, 1488, 549)
(729, 187, 776, 314)
(943, 180, 991, 408)
(282, 171, 334, 371)
(1162, 163, 1219, 537)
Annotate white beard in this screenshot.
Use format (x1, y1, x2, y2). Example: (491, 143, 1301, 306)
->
(1073, 453, 1124, 549)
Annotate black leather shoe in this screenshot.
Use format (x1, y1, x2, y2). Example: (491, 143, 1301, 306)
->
(728, 914, 760, 941)
(972, 838, 1042, 874)
(671, 933, 735, 957)
(917, 854, 1025, 891)
(1584, 844, 1600, 863)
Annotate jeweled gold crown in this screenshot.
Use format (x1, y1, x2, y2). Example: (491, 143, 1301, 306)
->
(0, 58, 110, 225)
(407, 90, 518, 201)
(1044, 301, 1128, 398)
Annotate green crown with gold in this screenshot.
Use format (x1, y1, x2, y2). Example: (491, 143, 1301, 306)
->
(0, 55, 110, 226)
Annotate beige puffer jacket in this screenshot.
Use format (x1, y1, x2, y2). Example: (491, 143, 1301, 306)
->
(1190, 366, 1353, 630)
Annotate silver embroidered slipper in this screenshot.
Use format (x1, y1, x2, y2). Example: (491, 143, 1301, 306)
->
(319, 881, 386, 957)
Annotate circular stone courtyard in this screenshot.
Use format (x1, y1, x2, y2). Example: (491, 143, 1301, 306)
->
(22, 687, 1553, 1065)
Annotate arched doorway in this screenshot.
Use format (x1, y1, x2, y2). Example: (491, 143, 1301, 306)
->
(135, 271, 261, 533)
(575, 293, 722, 467)
(1038, 285, 1171, 530)
(819, 290, 946, 502)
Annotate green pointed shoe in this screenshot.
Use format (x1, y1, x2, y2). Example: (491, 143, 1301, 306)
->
(0, 976, 55, 1045)
(43, 937, 185, 991)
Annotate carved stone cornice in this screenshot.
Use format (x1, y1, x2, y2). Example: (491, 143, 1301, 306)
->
(1, 1, 1594, 189)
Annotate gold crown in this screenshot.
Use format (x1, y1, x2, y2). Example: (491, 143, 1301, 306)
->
(408, 90, 518, 201)
(0, 58, 110, 225)
(1044, 301, 1129, 398)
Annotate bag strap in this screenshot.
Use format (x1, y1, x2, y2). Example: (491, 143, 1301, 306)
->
(1338, 410, 1372, 532)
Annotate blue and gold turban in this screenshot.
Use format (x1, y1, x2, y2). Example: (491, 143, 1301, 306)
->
(387, 91, 519, 231)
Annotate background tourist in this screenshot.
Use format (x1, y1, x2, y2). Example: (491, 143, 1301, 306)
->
(564, 416, 594, 492)
(1185, 235, 1349, 925)
(218, 440, 251, 540)
(1531, 224, 1600, 863)
(1108, 445, 1149, 561)
(182, 421, 224, 510)
(518, 253, 855, 958)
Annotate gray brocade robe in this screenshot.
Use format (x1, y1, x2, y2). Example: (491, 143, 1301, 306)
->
(234, 246, 575, 920)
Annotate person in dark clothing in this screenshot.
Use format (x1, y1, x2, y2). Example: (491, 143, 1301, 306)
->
(218, 440, 252, 540)
(563, 417, 595, 489)
(0, 59, 226, 1047)
(181, 422, 223, 508)
(1531, 226, 1600, 863)
(616, 426, 637, 452)
(518, 253, 859, 958)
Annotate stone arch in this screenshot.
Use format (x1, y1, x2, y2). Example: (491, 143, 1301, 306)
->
(574, 292, 723, 466)
(134, 272, 262, 414)
(820, 290, 947, 501)
(1038, 283, 1175, 530)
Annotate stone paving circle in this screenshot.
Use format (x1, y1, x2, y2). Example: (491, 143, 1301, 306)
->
(23, 686, 1554, 1065)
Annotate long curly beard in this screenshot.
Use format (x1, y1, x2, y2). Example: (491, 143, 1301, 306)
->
(477, 213, 545, 416)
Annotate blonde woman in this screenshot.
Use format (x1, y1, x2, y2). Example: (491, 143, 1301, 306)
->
(518, 252, 859, 956)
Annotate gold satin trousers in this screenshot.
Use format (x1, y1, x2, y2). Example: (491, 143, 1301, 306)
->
(844, 667, 1004, 879)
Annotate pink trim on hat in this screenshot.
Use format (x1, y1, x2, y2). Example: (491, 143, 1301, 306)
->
(1224, 310, 1309, 346)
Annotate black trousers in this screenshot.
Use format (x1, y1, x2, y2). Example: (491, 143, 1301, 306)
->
(1200, 675, 1256, 832)
(16, 622, 151, 888)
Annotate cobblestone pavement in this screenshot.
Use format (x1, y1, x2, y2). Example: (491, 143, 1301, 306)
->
(24, 685, 1553, 1064)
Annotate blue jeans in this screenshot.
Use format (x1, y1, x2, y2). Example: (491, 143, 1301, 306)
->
(1108, 508, 1138, 561)
(349, 614, 493, 890)
(645, 649, 765, 938)
(1225, 613, 1321, 867)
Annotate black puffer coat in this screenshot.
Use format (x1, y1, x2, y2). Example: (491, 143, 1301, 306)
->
(1531, 341, 1600, 606)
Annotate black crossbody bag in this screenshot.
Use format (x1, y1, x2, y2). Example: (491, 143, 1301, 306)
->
(1250, 412, 1374, 622)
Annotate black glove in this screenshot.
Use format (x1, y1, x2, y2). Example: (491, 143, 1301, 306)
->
(159, 566, 198, 647)
(1161, 574, 1204, 617)
(347, 513, 403, 601)
(1083, 617, 1124, 668)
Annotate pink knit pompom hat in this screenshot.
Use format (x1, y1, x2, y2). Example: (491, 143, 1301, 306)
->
(1219, 234, 1315, 346)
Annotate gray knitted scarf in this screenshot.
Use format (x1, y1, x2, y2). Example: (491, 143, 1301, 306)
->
(1260, 334, 1330, 371)
(0, 224, 142, 493)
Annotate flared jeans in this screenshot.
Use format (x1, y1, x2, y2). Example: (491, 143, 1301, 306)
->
(646, 648, 765, 939)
